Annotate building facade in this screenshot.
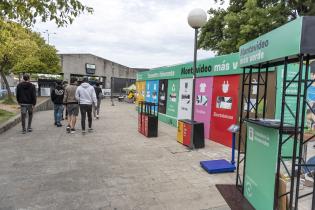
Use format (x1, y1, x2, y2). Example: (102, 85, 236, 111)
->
(60, 54, 147, 94)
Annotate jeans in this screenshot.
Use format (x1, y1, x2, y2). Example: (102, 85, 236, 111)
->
(93, 99, 101, 117)
(80, 104, 92, 130)
(54, 104, 64, 124)
(21, 104, 33, 130)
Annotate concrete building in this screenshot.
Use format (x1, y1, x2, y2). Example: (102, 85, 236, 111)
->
(59, 53, 147, 94)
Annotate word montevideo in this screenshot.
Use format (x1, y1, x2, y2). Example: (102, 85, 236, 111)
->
(240, 40, 269, 56)
(181, 64, 212, 75)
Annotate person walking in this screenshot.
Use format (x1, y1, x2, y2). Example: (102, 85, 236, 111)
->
(51, 80, 65, 127)
(75, 78, 97, 133)
(62, 80, 69, 120)
(63, 78, 79, 134)
(16, 74, 37, 134)
(93, 82, 102, 119)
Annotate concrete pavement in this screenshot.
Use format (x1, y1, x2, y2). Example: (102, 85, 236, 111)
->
(0, 100, 234, 210)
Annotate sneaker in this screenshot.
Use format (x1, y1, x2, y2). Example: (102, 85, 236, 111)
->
(66, 126, 71, 133)
(54, 122, 57, 126)
(22, 129, 26, 134)
(82, 130, 86, 134)
(57, 124, 62, 127)
(27, 128, 32, 132)
(70, 128, 76, 134)
(88, 128, 93, 132)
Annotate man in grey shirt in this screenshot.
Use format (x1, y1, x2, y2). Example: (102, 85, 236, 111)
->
(63, 77, 79, 134)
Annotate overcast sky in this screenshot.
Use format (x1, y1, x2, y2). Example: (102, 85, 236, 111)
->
(33, 0, 228, 69)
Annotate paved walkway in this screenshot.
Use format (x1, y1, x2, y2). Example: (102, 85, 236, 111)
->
(0, 100, 235, 210)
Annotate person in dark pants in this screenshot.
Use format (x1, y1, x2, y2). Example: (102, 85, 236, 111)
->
(75, 78, 97, 133)
(51, 80, 65, 127)
(16, 74, 37, 134)
(93, 82, 102, 119)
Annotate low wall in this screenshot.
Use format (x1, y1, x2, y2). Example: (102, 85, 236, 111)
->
(0, 98, 54, 134)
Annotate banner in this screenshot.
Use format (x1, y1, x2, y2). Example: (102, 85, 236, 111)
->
(244, 122, 279, 210)
(166, 79, 180, 118)
(137, 53, 242, 81)
(239, 17, 302, 67)
(145, 80, 159, 112)
(210, 75, 240, 147)
(136, 81, 146, 105)
(158, 79, 168, 114)
(194, 77, 213, 139)
(178, 78, 193, 120)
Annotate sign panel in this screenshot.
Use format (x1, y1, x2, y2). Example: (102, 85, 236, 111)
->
(136, 81, 146, 105)
(210, 75, 240, 147)
(194, 77, 214, 139)
(137, 53, 242, 81)
(145, 80, 159, 112)
(158, 79, 168, 114)
(166, 79, 180, 118)
(239, 17, 302, 67)
(178, 78, 193, 120)
(86, 63, 96, 74)
(244, 122, 279, 210)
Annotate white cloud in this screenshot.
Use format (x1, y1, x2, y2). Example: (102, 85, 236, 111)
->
(33, 0, 228, 68)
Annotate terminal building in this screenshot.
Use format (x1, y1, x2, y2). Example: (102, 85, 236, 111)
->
(59, 53, 147, 95)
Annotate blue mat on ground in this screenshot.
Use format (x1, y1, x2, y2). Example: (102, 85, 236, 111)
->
(200, 159, 236, 174)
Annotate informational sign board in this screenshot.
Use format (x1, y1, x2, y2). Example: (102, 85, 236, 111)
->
(194, 77, 213, 139)
(210, 75, 240, 147)
(40, 87, 51, 96)
(136, 81, 146, 105)
(166, 79, 180, 118)
(239, 16, 315, 67)
(145, 80, 159, 112)
(158, 79, 168, 114)
(244, 122, 279, 210)
(178, 78, 193, 120)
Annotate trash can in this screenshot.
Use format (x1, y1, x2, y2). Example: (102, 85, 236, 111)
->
(177, 119, 204, 149)
(138, 101, 158, 137)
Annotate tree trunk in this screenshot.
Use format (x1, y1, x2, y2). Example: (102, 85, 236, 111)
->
(0, 66, 13, 98)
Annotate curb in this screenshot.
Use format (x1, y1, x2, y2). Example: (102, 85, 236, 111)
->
(0, 98, 54, 134)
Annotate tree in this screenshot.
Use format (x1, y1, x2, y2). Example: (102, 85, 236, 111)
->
(0, 20, 61, 99)
(199, 0, 315, 55)
(0, 0, 93, 27)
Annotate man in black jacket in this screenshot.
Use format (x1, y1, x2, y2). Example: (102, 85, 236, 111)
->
(16, 74, 37, 134)
(93, 82, 102, 119)
(51, 80, 65, 127)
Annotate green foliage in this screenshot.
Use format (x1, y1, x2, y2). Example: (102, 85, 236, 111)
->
(0, 19, 61, 97)
(0, 19, 61, 75)
(0, 0, 93, 27)
(199, 0, 315, 55)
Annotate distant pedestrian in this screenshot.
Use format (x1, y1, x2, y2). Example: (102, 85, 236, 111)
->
(16, 74, 36, 134)
(62, 80, 69, 120)
(93, 82, 102, 119)
(63, 78, 79, 133)
(51, 80, 65, 127)
(75, 78, 97, 133)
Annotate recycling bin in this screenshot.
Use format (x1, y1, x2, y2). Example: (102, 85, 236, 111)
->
(138, 101, 158, 137)
(177, 119, 204, 149)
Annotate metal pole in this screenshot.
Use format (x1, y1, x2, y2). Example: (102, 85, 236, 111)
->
(236, 67, 246, 189)
(289, 54, 304, 209)
(191, 28, 198, 122)
(295, 54, 309, 208)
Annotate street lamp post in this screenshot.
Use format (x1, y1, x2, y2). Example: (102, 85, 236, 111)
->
(42, 29, 56, 45)
(187, 8, 207, 121)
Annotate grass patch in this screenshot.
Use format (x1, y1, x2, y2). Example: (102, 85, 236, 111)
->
(0, 109, 16, 124)
(1, 96, 17, 105)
